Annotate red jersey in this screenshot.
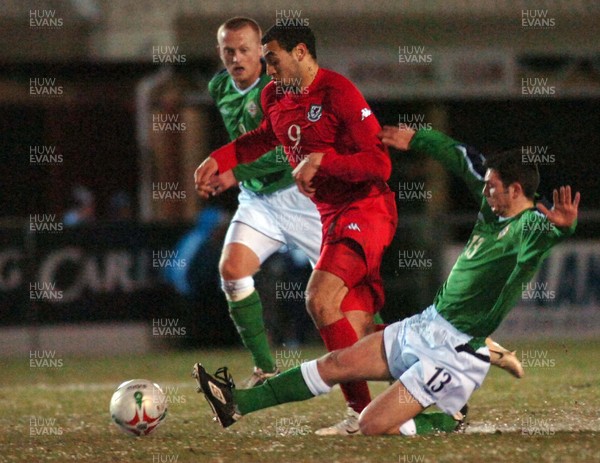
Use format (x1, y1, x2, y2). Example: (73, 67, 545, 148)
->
(211, 68, 393, 220)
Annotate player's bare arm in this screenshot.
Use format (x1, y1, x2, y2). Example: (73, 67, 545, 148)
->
(378, 126, 416, 151)
(292, 152, 324, 197)
(537, 185, 580, 228)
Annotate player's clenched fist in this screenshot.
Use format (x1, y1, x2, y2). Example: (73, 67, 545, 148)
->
(209, 169, 238, 196)
(378, 126, 416, 151)
(194, 157, 219, 199)
(292, 152, 324, 198)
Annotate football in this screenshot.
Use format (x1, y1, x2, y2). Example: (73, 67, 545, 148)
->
(109, 379, 168, 436)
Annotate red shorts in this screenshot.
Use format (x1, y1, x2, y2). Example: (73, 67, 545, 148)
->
(315, 191, 397, 313)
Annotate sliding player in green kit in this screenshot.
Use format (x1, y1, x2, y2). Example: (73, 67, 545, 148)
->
(193, 126, 579, 435)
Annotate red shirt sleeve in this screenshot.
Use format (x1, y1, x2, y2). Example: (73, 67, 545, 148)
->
(317, 78, 391, 183)
(211, 84, 280, 173)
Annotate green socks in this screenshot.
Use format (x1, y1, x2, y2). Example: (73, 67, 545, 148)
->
(229, 360, 459, 435)
(233, 366, 314, 415)
(228, 292, 384, 373)
(413, 412, 459, 434)
(228, 291, 276, 373)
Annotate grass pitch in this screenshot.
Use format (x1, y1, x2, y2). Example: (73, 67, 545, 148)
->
(1, 340, 598, 463)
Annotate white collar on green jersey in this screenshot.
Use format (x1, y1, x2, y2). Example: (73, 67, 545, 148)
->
(232, 76, 261, 95)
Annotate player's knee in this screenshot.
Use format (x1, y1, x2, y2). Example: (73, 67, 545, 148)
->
(358, 412, 383, 436)
(305, 290, 320, 313)
(219, 256, 247, 280)
(220, 276, 255, 302)
(306, 287, 336, 320)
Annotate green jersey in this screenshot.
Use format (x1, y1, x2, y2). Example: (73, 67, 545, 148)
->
(208, 69, 294, 194)
(410, 130, 576, 339)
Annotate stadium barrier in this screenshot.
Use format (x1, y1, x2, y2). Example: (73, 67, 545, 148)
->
(1, 219, 597, 357)
(0, 220, 235, 357)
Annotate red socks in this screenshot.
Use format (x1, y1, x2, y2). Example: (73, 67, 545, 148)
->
(319, 317, 371, 413)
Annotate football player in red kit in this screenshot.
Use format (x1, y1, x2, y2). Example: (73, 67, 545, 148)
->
(195, 24, 397, 435)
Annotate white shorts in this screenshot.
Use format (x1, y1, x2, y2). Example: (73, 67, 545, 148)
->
(383, 305, 490, 416)
(223, 184, 322, 267)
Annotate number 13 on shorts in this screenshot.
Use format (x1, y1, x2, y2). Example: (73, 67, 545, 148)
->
(425, 366, 453, 394)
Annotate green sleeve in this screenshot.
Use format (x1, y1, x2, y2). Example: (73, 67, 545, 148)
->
(487, 211, 576, 320)
(485, 256, 541, 330)
(409, 129, 486, 203)
(517, 211, 576, 268)
(232, 149, 291, 182)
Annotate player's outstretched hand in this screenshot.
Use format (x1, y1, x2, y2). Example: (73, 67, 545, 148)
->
(378, 126, 416, 151)
(536, 185, 580, 228)
(194, 157, 219, 199)
(293, 152, 324, 198)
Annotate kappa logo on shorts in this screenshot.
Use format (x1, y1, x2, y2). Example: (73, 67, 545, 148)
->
(346, 223, 361, 232)
(361, 108, 372, 120)
(307, 104, 322, 122)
